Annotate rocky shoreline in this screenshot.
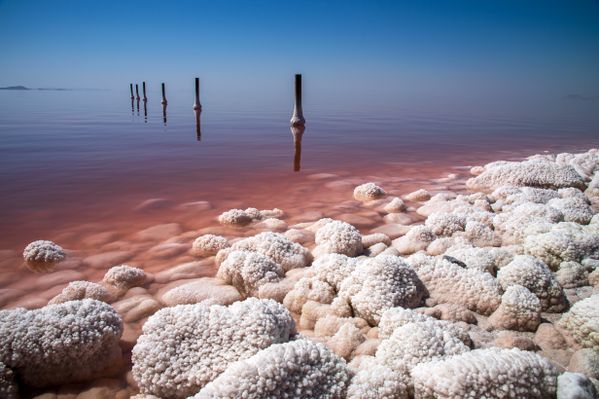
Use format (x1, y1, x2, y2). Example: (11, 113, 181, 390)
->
(1, 148, 599, 398)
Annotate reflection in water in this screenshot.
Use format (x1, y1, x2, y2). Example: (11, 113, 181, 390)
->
(161, 83, 168, 125)
(291, 125, 305, 172)
(162, 103, 167, 125)
(143, 99, 148, 123)
(195, 109, 202, 141)
(131, 98, 134, 114)
(136, 98, 140, 115)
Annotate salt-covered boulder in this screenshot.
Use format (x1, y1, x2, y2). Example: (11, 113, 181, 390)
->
(557, 372, 598, 399)
(408, 253, 502, 315)
(497, 255, 568, 312)
(191, 234, 230, 257)
(225, 232, 312, 271)
(412, 348, 558, 398)
(558, 294, 599, 350)
(547, 197, 594, 225)
(131, 298, 295, 398)
(193, 339, 350, 399)
(103, 265, 149, 290)
(556, 261, 589, 289)
(218, 209, 252, 226)
(392, 225, 436, 255)
(314, 221, 363, 257)
(354, 182, 386, 201)
(216, 250, 284, 297)
(425, 212, 466, 236)
(405, 189, 431, 202)
(336, 255, 426, 325)
(488, 285, 541, 332)
(466, 157, 586, 193)
(22, 240, 65, 270)
(0, 299, 123, 387)
(444, 246, 514, 275)
(49, 280, 112, 304)
(346, 356, 410, 399)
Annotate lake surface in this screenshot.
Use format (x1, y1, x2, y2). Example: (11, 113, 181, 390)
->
(1, 89, 598, 253)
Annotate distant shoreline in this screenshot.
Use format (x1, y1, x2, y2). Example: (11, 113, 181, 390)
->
(0, 85, 107, 91)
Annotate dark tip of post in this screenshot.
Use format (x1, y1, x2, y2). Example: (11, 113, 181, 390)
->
(161, 82, 167, 105)
(295, 74, 302, 104)
(193, 77, 201, 110)
(290, 74, 305, 126)
(142, 81, 147, 101)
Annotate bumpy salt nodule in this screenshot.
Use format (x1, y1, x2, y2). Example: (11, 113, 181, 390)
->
(2, 148, 599, 397)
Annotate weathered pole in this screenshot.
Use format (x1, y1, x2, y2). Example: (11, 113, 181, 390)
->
(193, 77, 201, 111)
(290, 74, 305, 126)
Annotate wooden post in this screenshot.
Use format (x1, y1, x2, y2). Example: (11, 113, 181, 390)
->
(290, 74, 305, 126)
(291, 125, 304, 172)
(142, 81, 147, 101)
(195, 109, 201, 141)
(193, 77, 201, 110)
(161, 82, 167, 105)
(135, 84, 140, 100)
(130, 83, 134, 99)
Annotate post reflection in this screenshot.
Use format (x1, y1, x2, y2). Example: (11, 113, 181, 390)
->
(131, 98, 134, 114)
(143, 99, 148, 123)
(291, 125, 305, 172)
(162, 103, 167, 125)
(195, 109, 202, 141)
(136, 98, 140, 115)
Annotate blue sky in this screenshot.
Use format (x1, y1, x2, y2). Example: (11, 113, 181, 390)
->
(1, 0, 598, 110)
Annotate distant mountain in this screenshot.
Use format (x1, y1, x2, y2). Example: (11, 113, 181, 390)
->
(562, 94, 599, 102)
(0, 85, 30, 90)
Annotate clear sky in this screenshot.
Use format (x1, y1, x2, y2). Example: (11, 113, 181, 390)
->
(1, 0, 598, 110)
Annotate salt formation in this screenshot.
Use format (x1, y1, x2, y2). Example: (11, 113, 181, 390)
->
(314, 220, 363, 257)
(222, 231, 312, 271)
(132, 298, 296, 398)
(193, 339, 350, 398)
(558, 294, 599, 350)
(555, 261, 589, 288)
(408, 253, 502, 315)
(0, 362, 17, 399)
(556, 372, 598, 399)
(191, 234, 230, 257)
(393, 225, 435, 255)
(466, 157, 586, 192)
(49, 280, 111, 304)
(217, 209, 252, 226)
(412, 348, 559, 398)
(405, 188, 431, 202)
(0, 299, 123, 387)
(216, 250, 284, 297)
(103, 264, 149, 289)
(497, 255, 568, 312)
(488, 284, 541, 332)
(22, 239, 65, 269)
(354, 182, 386, 201)
(336, 255, 425, 325)
(346, 356, 410, 399)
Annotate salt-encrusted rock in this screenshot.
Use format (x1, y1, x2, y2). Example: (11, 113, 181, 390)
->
(557, 372, 598, 399)
(103, 265, 149, 290)
(408, 253, 502, 315)
(354, 182, 386, 201)
(523, 222, 599, 270)
(226, 232, 311, 271)
(465, 220, 502, 247)
(346, 356, 410, 399)
(493, 202, 564, 245)
(191, 234, 229, 257)
(336, 255, 425, 325)
(569, 349, 599, 380)
(310, 253, 359, 291)
(217, 250, 284, 297)
(48, 280, 112, 304)
(555, 150, 599, 180)
(444, 246, 514, 275)
(488, 285, 541, 332)
(132, 298, 296, 398)
(421, 303, 478, 324)
(376, 320, 469, 374)
(412, 348, 559, 398)
(362, 233, 392, 248)
(558, 295, 599, 350)
(158, 278, 242, 307)
(589, 269, 599, 287)
(193, 339, 350, 399)
(254, 217, 288, 232)
(22, 240, 65, 269)
(493, 331, 537, 351)
(384, 197, 407, 213)
(314, 220, 363, 257)
(0, 299, 123, 387)
(392, 225, 436, 255)
(259, 208, 285, 219)
(405, 189, 431, 202)
(425, 212, 466, 236)
(497, 255, 568, 312)
(548, 197, 594, 225)
(466, 157, 586, 193)
(284, 228, 314, 244)
(556, 261, 590, 289)
(0, 362, 17, 399)
(218, 209, 252, 226)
